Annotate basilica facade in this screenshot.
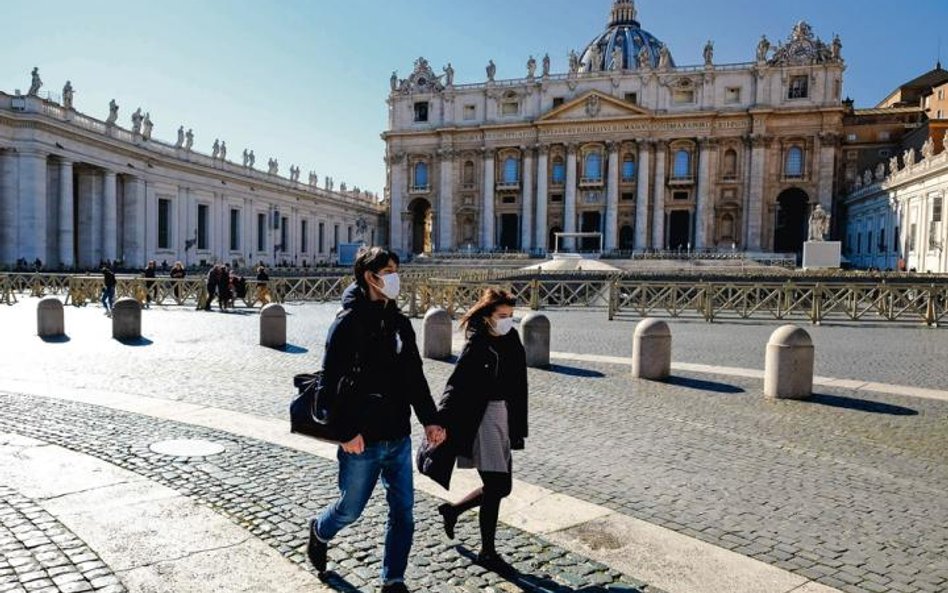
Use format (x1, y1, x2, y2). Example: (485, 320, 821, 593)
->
(0, 85, 384, 270)
(383, 0, 847, 256)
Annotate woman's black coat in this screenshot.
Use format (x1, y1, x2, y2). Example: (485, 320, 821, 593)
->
(437, 328, 528, 459)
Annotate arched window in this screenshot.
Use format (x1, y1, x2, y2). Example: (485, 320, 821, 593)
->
(585, 152, 602, 180)
(785, 147, 804, 178)
(673, 150, 691, 179)
(413, 162, 429, 189)
(503, 156, 520, 184)
(622, 155, 636, 181)
(551, 157, 566, 184)
(723, 149, 738, 179)
(462, 160, 475, 185)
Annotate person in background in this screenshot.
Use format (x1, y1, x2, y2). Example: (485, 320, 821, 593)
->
(142, 260, 157, 308)
(169, 261, 186, 301)
(255, 264, 270, 306)
(101, 264, 117, 317)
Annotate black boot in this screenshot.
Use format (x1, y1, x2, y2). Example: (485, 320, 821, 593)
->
(307, 519, 327, 573)
(437, 503, 457, 540)
(476, 549, 513, 574)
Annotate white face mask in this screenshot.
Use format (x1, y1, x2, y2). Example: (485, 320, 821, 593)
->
(374, 272, 400, 300)
(491, 316, 515, 336)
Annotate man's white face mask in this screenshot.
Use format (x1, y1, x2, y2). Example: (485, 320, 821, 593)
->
(374, 272, 400, 300)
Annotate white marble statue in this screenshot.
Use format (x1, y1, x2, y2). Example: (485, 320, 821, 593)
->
(212, 139, 220, 159)
(106, 99, 119, 125)
(486, 60, 496, 82)
(863, 169, 873, 186)
(658, 45, 671, 69)
(248, 150, 255, 168)
(443, 63, 454, 86)
(142, 113, 153, 140)
(28, 67, 42, 96)
(703, 40, 714, 67)
(242, 149, 249, 167)
(808, 204, 831, 241)
(921, 138, 935, 160)
(185, 129, 194, 151)
(390, 71, 399, 92)
(568, 50, 580, 74)
(889, 155, 900, 175)
(756, 35, 771, 62)
(831, 35, 843, 61)
(874, 162, 886, 180)
(611, 45, 623, 71)
(527, 56, 536, 79)
(62, 81, 74, 110)
(219, 141, 227, 161)
(175, 126, 185, 148)
(637, 46, 650, 69)
(588, 45, 602, 72)
(542, 53, 551, 77)
(131, 108, 143, 135)
(904, 148, 917, 167)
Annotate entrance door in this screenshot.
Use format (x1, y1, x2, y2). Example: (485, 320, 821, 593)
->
(580, 211, 602, 252)
(408, 198, 432, 254)
(499, 213, 519, 250)
(668, 211, 691, 250)
(774, 189, 809, 254)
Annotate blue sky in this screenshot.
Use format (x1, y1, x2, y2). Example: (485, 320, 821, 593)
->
(3, 0, 946, 195)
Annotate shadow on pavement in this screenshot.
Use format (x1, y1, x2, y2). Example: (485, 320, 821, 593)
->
(665, 375, 745, 394)
(808, 393, 918, 416)
(455, 546, 644, 593)
(282, 344, 310, 354)
(115, 337, 154, 347)
(546, 364, 606, 378)
(39, 335, 71, 344)
(318, 571, 363, 593)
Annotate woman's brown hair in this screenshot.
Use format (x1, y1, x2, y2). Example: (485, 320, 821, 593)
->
(459, 287, 517, 335)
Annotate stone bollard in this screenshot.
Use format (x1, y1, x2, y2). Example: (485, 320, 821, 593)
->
(260, 303, 287, 349)
(632, 318, 671, 380)
(112, 298, 142, 341)
(422, 307, 453, 360)
(764, 325, 814, 399)
(37, 297, 65, 338)
(521, 312, 551, 369)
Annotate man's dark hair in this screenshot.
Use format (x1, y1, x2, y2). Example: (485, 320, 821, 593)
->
(353, 247, 400, 291)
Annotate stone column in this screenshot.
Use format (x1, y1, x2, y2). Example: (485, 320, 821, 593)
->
(651, 141, 666, 250)
(634, 141, 651, 250)
(521, 147, 534, 252)
(437, 149, 454, 252)
(605, 142, 620, 251)
(123, 176, 146, 267)
(102, 170, 118, 264)
(695, 138, 713, 250)
(17, 150, 49, 264)
(388, 153, 406, 255)
(747, 135, 768, 251)
(741, 137, 753, 248)
(816, 133, 836, 213)
(564, 144, 578, 251)
(482, 148, 495, 250)
(0, 150, 18, 265)
(535, 145, 549, 252)
(58, 159, 74, 268)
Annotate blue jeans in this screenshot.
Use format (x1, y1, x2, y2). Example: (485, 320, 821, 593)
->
(101, 286, 115, 311)
(315, 437, 415, 585)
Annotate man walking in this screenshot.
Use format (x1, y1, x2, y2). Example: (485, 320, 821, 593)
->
(308, 247, 445, 593)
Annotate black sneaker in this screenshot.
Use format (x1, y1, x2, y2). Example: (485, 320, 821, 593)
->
(437, 503, 457, 539)
(307, 519, 327, 573)
(380, 583, 410, 593)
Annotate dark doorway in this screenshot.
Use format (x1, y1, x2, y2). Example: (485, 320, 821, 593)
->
(549, 226, 563, 252)
(774, 188, 809, 254)
(408, 198, 432, 255)
(580, 211, 602, 252)
(668, 211, 691, 250)
(499, 213, 519, 250)
(619, 225, 634, 251)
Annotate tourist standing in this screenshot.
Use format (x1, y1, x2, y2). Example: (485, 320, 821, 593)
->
(169, 261, 186, 301)
(142, 260, 157, 308)
(255, 264, 270, 306)
(217, 264, 232, 310)
(203, 265, 219, 311)
(435, 288, 528, 572)
(101, 264, 117, 316)
(308, 247, 445, 593)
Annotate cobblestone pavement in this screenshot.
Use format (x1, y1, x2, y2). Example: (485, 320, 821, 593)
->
(2, 300, 948, 593)
(0, 483, 125, 593)
(0, 392, 655, 593)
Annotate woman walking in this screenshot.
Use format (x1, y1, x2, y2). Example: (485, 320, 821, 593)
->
(436, 288, 528, 572)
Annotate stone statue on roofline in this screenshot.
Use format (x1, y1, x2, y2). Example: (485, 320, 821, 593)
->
(756, 35, 771, 63)
(62, 81, 74, 110)
(486, 60, 496, 82)
(142, 113, 153, 140)
(106, 99, 119, 125)
(176, 126, 185, 148)
(131, 108, 143, 135)
(526, 56, 536, 79)
(808, 204, 830, 241)
(28, 67, 42, 96)
(185, 129, 194, 151)
(703, 40, 714, 67)
(542, 53, 551, 77)
(443, 63, 454, 86)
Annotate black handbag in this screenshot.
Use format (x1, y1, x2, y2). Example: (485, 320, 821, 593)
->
(290, 353, 363, 444)
(416, 439, 456, 491)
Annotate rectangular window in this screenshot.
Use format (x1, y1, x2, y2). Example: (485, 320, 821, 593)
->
(197, 204, 209, 251)
(867, 231, 873, 254)
(550, 194, 563, 203)
(158, 199, 171, 250)
(501, 195, 517, 204)
(347, 226, 353, 242)
(788, 75, 809, 99)
(318, 222, 325, 254)
(301, 220, 308, 254)
(673, 191, 689, 201)
(229, 208, 240, 252)
(938, 110, 944, 119)
(846, 134, 857, 142)
(257, 213, 266, 252)
(333, 224, 340, 251)
(413, 102, 429, 122)
(501, 101, 519, 116)
(463, 105, 476, 120)
(856, 233, 862, 255)
(672, 90, 695, 105)
(624, 93, 638, 105)
(280, 216, 288, 253)
(621, 192, 635, 202)
(724, 87, 741, 104)
(909, 224, 917, 252)
(551, 161, 566, 184)
(552, 97, 565, 108)
(933, 196, 944, 222)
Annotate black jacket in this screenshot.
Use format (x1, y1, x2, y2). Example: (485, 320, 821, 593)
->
(437, 328, 529, 458)
(324, 283, 438, 444)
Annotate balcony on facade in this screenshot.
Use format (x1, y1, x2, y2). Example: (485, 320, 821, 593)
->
(579, 177, 604, 189)
(496, 180, 521, 191)
(409, 184, 431, 195)
(668, 175, 695, 186)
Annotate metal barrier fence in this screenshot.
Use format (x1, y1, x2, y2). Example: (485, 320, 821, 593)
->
(2, 273, 946, 326)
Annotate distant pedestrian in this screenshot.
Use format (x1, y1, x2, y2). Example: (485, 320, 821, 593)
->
(143, 260, 157, 308)
(435, 287, 529, 573)
(255, 264, 270, 306)
(101, 264, 117, 316)
(217, 264, 232, 311)
(170, 261, 186, 301)
(204, 265, 219, 311)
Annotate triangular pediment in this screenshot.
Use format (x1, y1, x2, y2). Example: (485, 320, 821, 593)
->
(538, 90, 651, 123)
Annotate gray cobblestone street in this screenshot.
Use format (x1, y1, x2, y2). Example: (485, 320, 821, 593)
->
(1, 299, 947, 593)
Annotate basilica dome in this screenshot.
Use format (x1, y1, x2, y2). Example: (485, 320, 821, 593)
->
(579, 0, 673, 72)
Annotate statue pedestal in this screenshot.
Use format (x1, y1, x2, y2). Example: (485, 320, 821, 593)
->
(802, 241, 841, 270)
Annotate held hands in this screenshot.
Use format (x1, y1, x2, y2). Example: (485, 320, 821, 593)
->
(425, 425, 446, 447)
(341, 434, 365, 455)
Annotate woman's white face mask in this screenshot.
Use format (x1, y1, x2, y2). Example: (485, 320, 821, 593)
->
(491, 316, 515, 336)
(373, 272, 400, 300)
